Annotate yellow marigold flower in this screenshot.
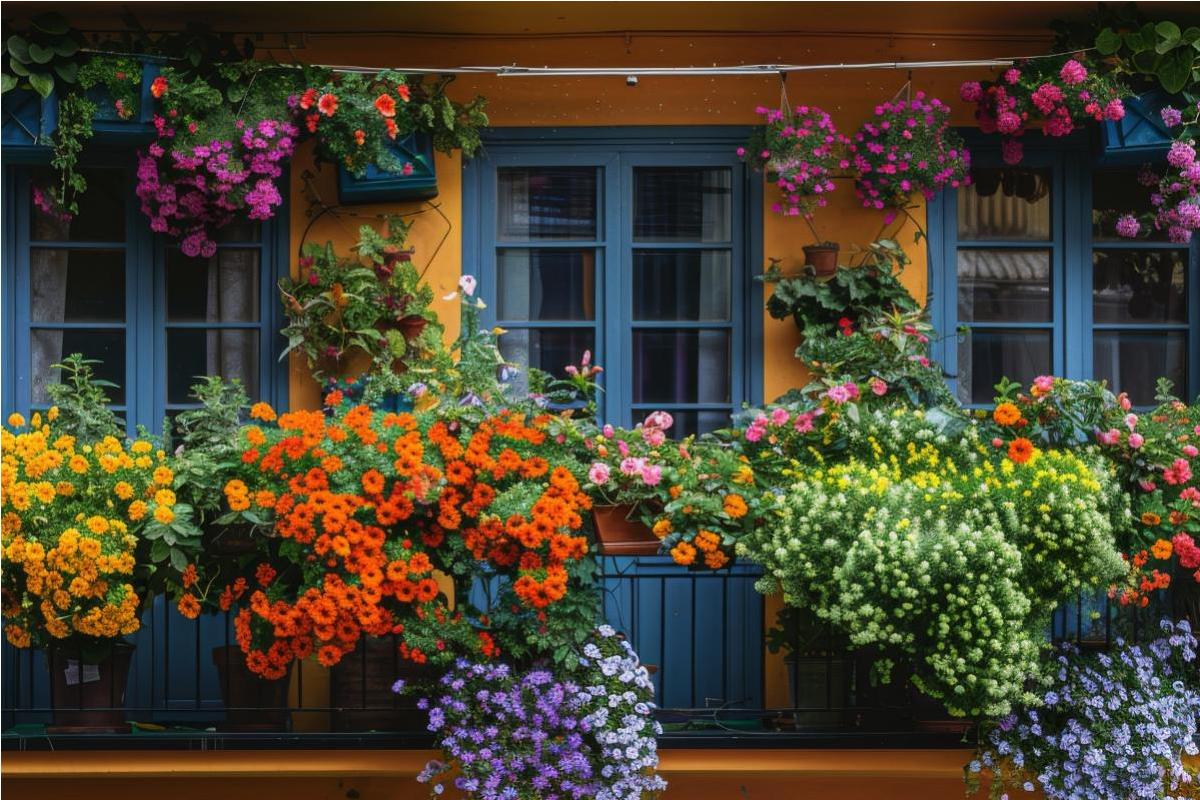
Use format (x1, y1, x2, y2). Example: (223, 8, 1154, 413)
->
(86, 516, 110, 535)
(56, 481, 75, 496)
(114, 482, 134, 500)
(128, 500, 148, 521)
(30, 412, 41, 428)
(33, 482, 56, 503)
(47, 406, 59, 422)
(153, 466, 174, 486)
(652, 518, 673, 538)
(7, 413, 25, 428)
(153, 505, 175, 525)
(131, 440, 153, 454)
(79, 538, 101, 558)
(68, 454, 89, 474)
(134, 455, 152, 469)
(154, 488, 176, 507)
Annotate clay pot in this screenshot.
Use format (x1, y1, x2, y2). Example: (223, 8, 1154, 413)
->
(46, 643, 134, 733)
(592, 504, 661, 556)
(212, 645, 292, 731)
(802, 243, 840, 277)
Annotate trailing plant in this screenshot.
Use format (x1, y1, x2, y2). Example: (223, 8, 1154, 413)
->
(36, 91, 95, 219)
(279, 217, 442, 382)
(739, 103, 849, 238)
(1, 12, 82, 99)
(960, 53, 1127, 165)
(849, 90, 971, 216)
(1112, 111, 1200, 244)
(968, 618, 1200, 800)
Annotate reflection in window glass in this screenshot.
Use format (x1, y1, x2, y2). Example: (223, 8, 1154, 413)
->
(633, 168, 731, 243)
(166, 249, 261, 322)
(166, 329, 259, 404)
(1094, 331, 1186, 406)
(497, 249, 595, 321)
(632, 330, 730, 404)
(30, 168, 126, 242)
(1092, 249, 1187, 325)
(957, 167, 1051, 241)
(957, 249, 1051, 323)
(957, 329, 1051, 406)
(633, 250, 731, 321)
(32, 329, 125, 405)
(498, 329, 596, 397)
(31, 249, 125, 322)
(497, 168, 598, 240)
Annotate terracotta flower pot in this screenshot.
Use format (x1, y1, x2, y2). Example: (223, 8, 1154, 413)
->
(802, 243, 840, 277)
(212, 645, 292, 732)
(46, 643, 134, 733)
(591, 504, 661, 556)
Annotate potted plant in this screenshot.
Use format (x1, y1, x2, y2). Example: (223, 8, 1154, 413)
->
(849, 91, 971, 225)
(766, 607, 849, 729)
(740, 103, 849, 275)
(278, 217, 444, 383)
(77, 54, 162, 144)
(960, 53, 1126, 165)
(1, 356, 200, 732)
(1, 13, 81, 152)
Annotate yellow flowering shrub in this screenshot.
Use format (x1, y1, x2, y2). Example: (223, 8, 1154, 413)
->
(0, 409, 195, 650)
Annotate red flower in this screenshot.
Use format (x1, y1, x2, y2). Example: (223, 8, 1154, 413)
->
(354, 129, 366, 146)
(1007, 437, 1034, 464)
(299, 88, 318, 110)
(402, 162, 414, 176)
(305, 113, 319, 133)
(385, 118, 399, 139)
(374, 93, 397, 118)
(317, 93, 339, 117)
(397, 84, 411, 102)
(150, 76, 169, 99)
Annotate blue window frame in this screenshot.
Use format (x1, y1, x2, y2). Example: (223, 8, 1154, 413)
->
(929, 136, 1200, 407)
(464, 128, 763, 434)
(2, 157, 288, 434)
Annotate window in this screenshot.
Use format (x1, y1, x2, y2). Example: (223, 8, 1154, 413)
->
(465, 129, 762, 435)
(2, 161, 287, 433)
(931, 143, 1200, 406)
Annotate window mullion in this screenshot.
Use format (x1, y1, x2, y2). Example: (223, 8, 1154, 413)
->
(605, 155, 628, 428)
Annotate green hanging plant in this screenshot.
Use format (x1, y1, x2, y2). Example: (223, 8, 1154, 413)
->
(2, 12, 83, 98)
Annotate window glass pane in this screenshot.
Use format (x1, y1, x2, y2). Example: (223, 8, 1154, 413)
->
(633, 250, 731, 321)
(957, 167, 1051, 241)
(957, 329, 1050, 405)
(957, 249, 1051, 323)
(213, 220, 263, 242)
(166, 249, 261, 322)
(642, 408, 731, 438)
(30, 249, 125, 322)
(1094, 331, 1186, 406)
(1092, 249, 1187, 325)
(497, 168, 598, 240)
(498, 329, 596, 396)
(167, 329, 259, 404)
(496, 249, 595, 321)
(633, 167, 731, 243)
(30, 168, 125, 242)
(632, 330, 730, 404)
(32, 329, 125, 405)
(1093, 169, 1168, 242)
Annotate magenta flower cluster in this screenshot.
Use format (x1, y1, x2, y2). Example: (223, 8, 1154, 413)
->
(849, 91, 971, 211)
(136, 116, 296, 258)
(960, 56, 1125, 166)
(1116, 106, 1200, 245)
(739, 105, 850, 217)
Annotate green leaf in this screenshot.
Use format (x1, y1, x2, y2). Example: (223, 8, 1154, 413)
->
(169, 547, 188, 573)
(27, 43, 54, 65)
(1132, 49, 1162, 75)
(1096, 28, 1123, 55)
(1155, 21, 1182, 54)
(53, 61, 77, 83)
(51, 38, 79, 58)
(9, 59, 30, 77)
(1, 74, 16, 93)
(1181, 26, 1200, 46)
(149, 538, 170, 564)
(1157, 50, 1193, 94)
(7, 36, 30, 64)
(28, 72, 54, 98)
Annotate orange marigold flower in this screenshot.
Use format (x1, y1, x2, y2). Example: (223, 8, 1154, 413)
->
(670, 541, 697, 566)
(1141, 511, 1162, 527)
(324, 390, 344, 408)
(1151, 538, 1174, 560)
(723, 494, 748, 519)
(249, 402, 277, 421)
(181, 563, 199, 588)
(992, 402, 1022, 427)
(1007, 437, 1034, 464)
(361, 469, 385, 495)
(177, 593, 201, 619)
(317, 645, 343, 667)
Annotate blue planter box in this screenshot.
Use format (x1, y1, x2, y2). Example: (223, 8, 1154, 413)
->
(336, 132, 438, 204)
(86, 59, 162, 145)
(1096, 90, 1177, 165)
(2, 87, 58, 159)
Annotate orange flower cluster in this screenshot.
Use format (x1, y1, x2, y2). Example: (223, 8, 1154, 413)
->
(218, 403, 591, 677)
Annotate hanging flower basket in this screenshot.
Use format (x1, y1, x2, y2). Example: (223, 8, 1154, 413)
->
(1, 86, 57, 157)
(336, 132, 438, 204)
(82, 56, 163, 145)
(1095, 89, 1177, 165)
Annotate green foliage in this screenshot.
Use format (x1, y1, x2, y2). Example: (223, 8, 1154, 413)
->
(2, 13, 83, 98)
(45, 354, 124, 441)
(77, 55, 143, 119)
(170, 376, 250, 520)
(42, 92, 95, 217)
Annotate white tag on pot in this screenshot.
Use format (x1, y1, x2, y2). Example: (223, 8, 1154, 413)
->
(63, 660, 101, 686)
